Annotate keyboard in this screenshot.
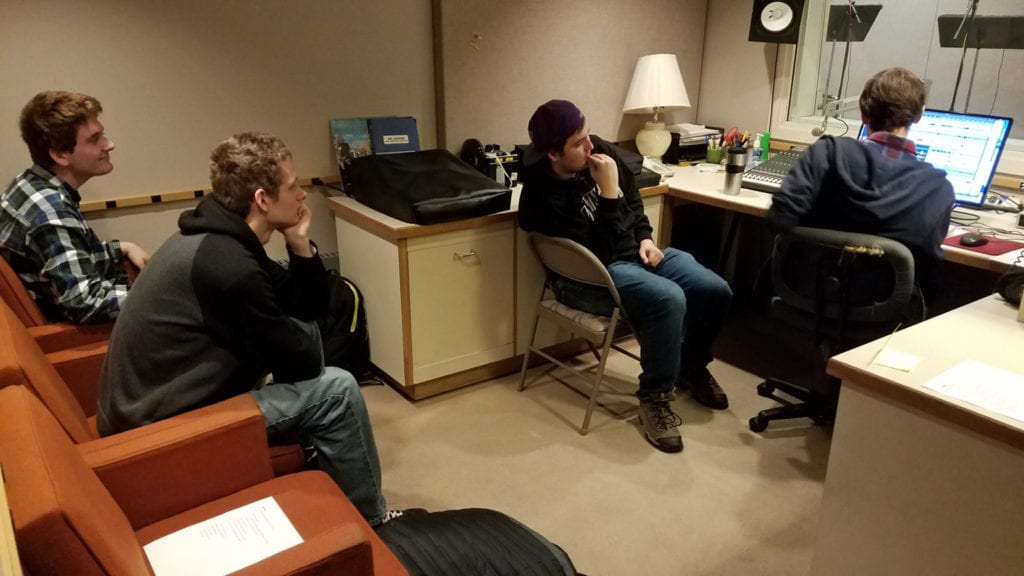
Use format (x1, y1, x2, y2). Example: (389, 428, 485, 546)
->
(741, 148, 805, 193)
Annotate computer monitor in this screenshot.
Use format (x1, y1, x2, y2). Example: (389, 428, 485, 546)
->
(857, 110, 1013, 207)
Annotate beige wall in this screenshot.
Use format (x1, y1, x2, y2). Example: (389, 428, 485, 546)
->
(697, 0, 775, 137)
(1, 0, 435, 258)
(437, 0, 707, 153)
(3, 1, 781, 259)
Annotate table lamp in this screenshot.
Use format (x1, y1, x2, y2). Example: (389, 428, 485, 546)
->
(622, 53, 691, 160)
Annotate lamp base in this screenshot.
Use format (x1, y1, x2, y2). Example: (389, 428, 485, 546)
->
(635, 121, 671, 160)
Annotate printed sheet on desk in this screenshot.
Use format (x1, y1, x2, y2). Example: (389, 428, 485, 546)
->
(943, 234, 1024, 255)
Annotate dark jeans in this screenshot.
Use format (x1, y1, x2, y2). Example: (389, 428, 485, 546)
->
(554, 248, 732, 397)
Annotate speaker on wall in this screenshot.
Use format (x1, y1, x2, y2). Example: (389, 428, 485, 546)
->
(748, 0, 806, 44)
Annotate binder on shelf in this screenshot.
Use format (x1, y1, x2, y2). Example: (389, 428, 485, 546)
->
(329, 116, 420, 192)
(369, 116, 419, 154)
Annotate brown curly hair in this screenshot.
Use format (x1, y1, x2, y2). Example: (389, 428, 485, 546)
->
(19, 91, 103, 169)
(208, 132, 292, 217)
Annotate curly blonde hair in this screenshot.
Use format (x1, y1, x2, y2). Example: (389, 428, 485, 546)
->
(208, 132, 292, 216)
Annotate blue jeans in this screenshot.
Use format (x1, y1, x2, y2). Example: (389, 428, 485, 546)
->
(605, 248, 732, 397)
(249, 323, 387, 525)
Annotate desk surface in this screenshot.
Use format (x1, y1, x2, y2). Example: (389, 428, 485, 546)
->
(827, 294, 1024, 449)
(814, 294, 1024, 576)
(665, 165, 1023, 273)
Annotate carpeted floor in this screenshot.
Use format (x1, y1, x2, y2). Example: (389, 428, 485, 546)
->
(363, 304, 833, 576)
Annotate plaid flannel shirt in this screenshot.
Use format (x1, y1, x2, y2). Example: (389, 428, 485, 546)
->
(866, 131, 918, 160)
(0, 165, 129, 323)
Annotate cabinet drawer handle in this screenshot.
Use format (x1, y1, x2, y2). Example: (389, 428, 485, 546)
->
(453, 249, 478, 262)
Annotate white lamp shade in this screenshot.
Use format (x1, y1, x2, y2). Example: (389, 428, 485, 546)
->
(622, 54, 691, 114)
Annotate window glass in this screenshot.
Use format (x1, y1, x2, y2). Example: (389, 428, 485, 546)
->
(789, 1, 1022, 141)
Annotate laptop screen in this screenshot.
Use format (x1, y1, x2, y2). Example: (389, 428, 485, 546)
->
(857, 110, 1013, 207)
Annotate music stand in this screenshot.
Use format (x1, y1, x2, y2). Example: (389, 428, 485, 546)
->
(826, 4, 882, 42)
(823, 4, 882, 103)
(938, 15, 1023, 112)
(937, 15, 1024, 50)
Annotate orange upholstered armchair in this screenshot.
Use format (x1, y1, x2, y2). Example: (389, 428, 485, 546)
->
(0, 253, 112, 351)
(0, 385, 408, 575)
(0, 298, 306, 477)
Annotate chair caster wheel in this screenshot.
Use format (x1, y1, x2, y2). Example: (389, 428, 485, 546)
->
(749, 416, 768, 432)
(756, 382, 775, 397)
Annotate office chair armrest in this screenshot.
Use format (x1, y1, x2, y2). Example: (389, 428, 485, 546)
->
(45, 340, 107, 418)
(777, 227, 917, 321)
(79, 394, 276, 529)
(27, 322, 111, 353)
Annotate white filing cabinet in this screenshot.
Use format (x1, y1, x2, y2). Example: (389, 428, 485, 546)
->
(405, 223, 514, 383)
(332, 196, 519, 399)
(329, 183, 668, 400)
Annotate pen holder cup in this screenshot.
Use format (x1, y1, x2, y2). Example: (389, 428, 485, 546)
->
(706, 147, 725, 164)
(723, 147, 747, 196)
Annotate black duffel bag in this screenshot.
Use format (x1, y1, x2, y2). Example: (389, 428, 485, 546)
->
(348, 149, 512, 225)
(377, 508, 582, 576)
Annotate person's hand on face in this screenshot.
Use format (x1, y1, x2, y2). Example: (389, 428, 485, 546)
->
(587, 153, 619, 199)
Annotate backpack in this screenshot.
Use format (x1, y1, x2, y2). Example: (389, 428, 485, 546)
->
(317, 271, 371, 378)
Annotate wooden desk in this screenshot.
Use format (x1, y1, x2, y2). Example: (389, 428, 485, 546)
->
(662, 165, 1023, 273)
(813, 295, 1024, 575)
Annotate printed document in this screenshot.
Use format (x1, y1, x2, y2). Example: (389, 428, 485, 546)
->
(144, 496, 303, 576)
(922, 360, 1024, 424)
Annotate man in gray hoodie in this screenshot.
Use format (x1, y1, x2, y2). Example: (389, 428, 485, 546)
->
(97, 132, 396, 526)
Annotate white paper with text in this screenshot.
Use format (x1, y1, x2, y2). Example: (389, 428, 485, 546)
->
(144, 496, 303, 576)
(922, 360, 1024, 424)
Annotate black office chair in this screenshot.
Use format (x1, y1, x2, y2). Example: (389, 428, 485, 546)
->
(748, 226, 924, 432)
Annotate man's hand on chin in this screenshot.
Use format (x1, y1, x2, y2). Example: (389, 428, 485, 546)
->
(281, 204, 313, 257)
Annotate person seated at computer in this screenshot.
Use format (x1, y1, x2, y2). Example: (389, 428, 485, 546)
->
(765, 67, 954, 305)
(0, 91, 150, 323)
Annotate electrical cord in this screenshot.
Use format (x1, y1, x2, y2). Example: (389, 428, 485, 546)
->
(836, 116, 850, 137)
(949, 207, 981, 225)
(989, 49, 1006, 115)
(974, 223, 1024, 240)
(948, 0, 978, 111)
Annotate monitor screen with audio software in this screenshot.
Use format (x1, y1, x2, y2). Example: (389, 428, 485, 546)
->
(857, 110, 1013, 207)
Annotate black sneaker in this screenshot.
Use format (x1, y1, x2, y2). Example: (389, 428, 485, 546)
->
(638, 393, 683, 453)
(371, 509, 405, 528)
(681, 369, 729, 410)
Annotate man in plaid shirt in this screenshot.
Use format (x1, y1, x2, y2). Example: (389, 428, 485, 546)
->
(0, 91, 150, 323)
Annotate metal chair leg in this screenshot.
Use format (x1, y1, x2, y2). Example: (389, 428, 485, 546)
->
(579, 315, 619, 435)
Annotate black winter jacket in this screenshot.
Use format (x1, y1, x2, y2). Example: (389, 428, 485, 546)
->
(517, 135, 653, 265)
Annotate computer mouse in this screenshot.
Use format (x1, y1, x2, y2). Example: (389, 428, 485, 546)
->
(959, 233, 989, 247)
